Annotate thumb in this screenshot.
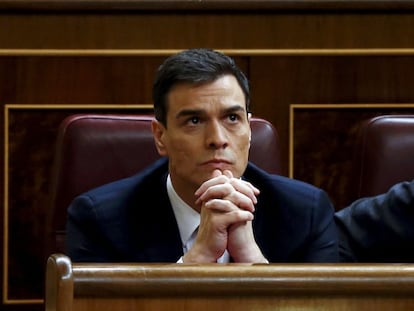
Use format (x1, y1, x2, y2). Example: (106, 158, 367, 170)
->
(223, 169, 233, 179)
(212, 169, 223, 178)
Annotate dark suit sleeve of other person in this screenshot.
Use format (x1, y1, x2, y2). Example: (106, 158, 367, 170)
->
(335, 180, 414, 262)
(244, 163, 339, 262)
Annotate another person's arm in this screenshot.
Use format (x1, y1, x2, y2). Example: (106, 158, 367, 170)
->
(335, 180, 414, 262)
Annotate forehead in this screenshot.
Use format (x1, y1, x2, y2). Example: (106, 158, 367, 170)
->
(166, 75, 246, 113)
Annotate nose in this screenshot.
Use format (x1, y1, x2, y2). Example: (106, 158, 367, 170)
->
(206, 120, 228, 149)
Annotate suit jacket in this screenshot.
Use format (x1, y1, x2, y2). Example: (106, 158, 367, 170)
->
(66, 158, 339, 263)
(335, 180, 414, 262)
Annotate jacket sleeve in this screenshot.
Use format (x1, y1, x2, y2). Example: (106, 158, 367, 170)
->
(303, 189, 339, 262)
(66, 195, 115, 262)
(335, 180, 414, 262)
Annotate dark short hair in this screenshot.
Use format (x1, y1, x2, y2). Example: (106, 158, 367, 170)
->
(152, 48, 250, 126)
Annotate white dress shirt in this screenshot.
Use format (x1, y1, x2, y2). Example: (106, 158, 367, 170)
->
(166, 175, 230, 263)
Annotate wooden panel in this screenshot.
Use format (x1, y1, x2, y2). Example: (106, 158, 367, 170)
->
(1, 13, 414, 49)
(250, 55, 414, 178)
(45, 254, 414, 311)
(292, 105, 414, 209)
(73, 297, 414, 311)
(3, 0, 414, 11)
(0, 56, 160, 104)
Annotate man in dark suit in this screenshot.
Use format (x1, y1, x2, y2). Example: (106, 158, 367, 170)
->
(335, 180, 414, 262)
(66, 48, 339, 263)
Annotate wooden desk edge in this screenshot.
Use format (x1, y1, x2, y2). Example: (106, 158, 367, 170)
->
(46, 254, 414, 298)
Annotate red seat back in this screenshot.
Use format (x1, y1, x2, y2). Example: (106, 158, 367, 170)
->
(353, 115, 414, 198)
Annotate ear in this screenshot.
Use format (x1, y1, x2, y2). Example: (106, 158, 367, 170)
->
(151, 119, 168, 156)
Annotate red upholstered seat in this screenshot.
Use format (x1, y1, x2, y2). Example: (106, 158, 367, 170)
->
(46, 114, 281, 255)
(353, 115, 414, 198)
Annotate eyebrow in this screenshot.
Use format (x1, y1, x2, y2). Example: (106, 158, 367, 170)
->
(175, 109, 205, 119)
(175, 105, 246, 119)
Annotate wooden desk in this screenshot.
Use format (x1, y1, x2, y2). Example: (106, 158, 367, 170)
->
(45, 254, 414, 311)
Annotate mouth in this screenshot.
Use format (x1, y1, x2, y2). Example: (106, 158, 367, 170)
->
(201, 158, 232, 170)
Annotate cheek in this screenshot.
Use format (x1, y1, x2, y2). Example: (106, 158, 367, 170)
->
(234, 134, 251, 161)
(241, 134, 252, 158)
(236, 133, 251, 152)
(165, 135, 200, 159)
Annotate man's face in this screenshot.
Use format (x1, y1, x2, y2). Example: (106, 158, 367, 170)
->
(152, 75, 251, 196)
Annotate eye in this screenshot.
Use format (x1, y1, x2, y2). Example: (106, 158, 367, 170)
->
(188, 116, 200, 125)
(228, 114, 239, 122)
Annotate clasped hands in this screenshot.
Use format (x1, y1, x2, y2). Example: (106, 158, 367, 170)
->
(182, 169, 269, 264)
